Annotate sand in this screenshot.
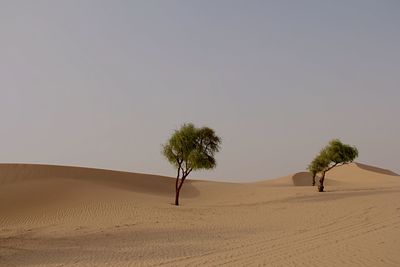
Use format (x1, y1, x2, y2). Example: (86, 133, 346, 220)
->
(1, 163, 399, 266)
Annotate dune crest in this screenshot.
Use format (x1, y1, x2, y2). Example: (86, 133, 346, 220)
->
(264, 163, 399, 187)
(0, 163, 199, 197)
(355, 162, 399, 176)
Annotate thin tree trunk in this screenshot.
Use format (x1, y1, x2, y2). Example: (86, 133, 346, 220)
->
(312, 173, 316, 186)
(174, 166, 180, 205)
(175, 174, 187, 206)
(175, 186, 180, 205)
(175, 167, 180, 191)
(174, 168, 192, 206)
(318, 171, 326, 192)
(175, 177, 181, 205)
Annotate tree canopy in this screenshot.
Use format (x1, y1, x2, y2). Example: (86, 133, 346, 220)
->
(308, 139, 358, 192)
(162, 123, 221, 205)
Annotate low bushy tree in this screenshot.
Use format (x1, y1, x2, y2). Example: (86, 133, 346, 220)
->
(308, 139, 358, 192)
(308, 156, 329, 186)
(162, 123, 221, 206)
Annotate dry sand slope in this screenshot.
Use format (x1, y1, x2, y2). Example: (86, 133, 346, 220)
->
(0, 163, 399, 267)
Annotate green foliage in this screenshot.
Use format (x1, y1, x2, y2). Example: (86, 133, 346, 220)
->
(308, 139, 358, 175)
(308, 155, 329, 176)
(322, 139, 359, 165)
(308, 139, 358, 191)
(162, 123, 222, 205)
(162, 123, 222, 172)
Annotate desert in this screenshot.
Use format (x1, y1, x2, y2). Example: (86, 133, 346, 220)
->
(2, 1, 400, 266)
(1, 162, 399, 266)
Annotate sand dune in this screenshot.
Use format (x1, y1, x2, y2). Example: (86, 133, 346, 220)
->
(0, 163, 200, 197)
(1, 163, 399, 266)
(263, 162, 399, 187)
(355, 162, 399, 176)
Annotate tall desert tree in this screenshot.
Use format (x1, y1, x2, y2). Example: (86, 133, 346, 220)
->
(308, 139, 358, 192)
(162, 123, 221, 206)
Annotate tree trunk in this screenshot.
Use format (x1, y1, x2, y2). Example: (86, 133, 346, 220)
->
(175, 186, 180, 206)
(175, 175, 179, 192)
(175, 168, 180, 205)
(174, 175, 187, 206)
(312, 173, 316, 186)
(318, 171, 326, 192)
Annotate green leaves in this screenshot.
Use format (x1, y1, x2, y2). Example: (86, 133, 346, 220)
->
(162, 123, 222, 172)
(308, 139, 358, 191)
(163, 123, 222, 205)
(308, 139, 359, 174)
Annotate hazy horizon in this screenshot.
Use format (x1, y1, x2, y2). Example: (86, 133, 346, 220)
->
(1, 1, 399, 181)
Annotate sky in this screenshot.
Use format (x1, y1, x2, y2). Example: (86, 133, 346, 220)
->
(1, 0, 399, 181)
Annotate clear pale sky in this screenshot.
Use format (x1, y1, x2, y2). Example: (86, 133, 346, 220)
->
(1, 1, 399, 181)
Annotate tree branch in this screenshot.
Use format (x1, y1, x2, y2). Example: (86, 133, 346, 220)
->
(324, 161, 351, 173)
(176, 163, 182, 191)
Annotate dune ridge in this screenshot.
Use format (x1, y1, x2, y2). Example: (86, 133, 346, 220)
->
(0, 163, 200, 196)
(355, 162, 399, 176)
(261, 162, 399, 187)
